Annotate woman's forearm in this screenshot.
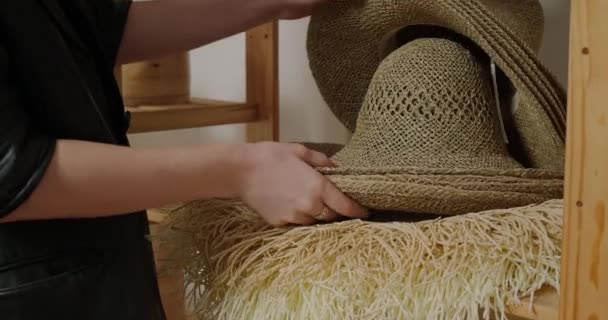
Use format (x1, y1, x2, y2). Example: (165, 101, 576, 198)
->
(1, 139, 246, 222)
(117, 0, 281, 63)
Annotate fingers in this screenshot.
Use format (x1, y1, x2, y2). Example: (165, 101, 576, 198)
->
(322, 182, 369, 219)
(268, 184, 367, 226)
(291, 189, 340, 225)
(311, 206, 340, 222)
(289, 143, 335, 168)
(249, 143, 366, 226)
(289, 214, 317, 226)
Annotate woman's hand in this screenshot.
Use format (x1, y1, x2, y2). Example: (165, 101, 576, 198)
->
(236, 142, 368, 226)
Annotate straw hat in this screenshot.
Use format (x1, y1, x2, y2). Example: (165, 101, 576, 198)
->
(153, 3, 567, 318)
(308, 0, 566, 170)
(303, 0, 565, 216)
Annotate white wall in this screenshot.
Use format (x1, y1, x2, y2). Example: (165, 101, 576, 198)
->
(538, 0, 571, 87)
(128, 0, 570, 148)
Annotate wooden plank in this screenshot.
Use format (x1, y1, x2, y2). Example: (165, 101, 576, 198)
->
(149, 220, 187, 320)
(560, 0, 608, 319)
(122, 52, 191, 107)
(506, 286, 559, 320)
(127, 98, 258, 133)
(245, 21, 279, 142)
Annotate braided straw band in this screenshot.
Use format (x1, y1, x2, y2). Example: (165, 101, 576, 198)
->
(322, 168, 562, 215)
(451, 0, 566, 137)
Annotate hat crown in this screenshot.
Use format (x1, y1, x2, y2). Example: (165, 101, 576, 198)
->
(333, 38, 523, 170)
(308, 0, 545, 133)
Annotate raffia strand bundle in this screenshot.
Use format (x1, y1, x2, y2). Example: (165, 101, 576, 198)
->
(155, 199, 563, 320)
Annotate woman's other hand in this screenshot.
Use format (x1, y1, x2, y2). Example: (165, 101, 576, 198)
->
(237, 142, 368, 226)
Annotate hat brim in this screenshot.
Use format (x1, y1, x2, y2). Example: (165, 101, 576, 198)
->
(158, 197, 563, 319)
(298, 143, 563, 216)
(307, 0, 567, 170)
(323, 167, 562, 215)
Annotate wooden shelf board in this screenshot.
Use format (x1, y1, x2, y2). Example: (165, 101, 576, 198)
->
(506, 286, 559, 320)
(127, 98, 259, 133)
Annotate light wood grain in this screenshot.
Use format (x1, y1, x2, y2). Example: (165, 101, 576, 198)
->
(149, 220, 187, 320)
(560, 0, 608, 319)
(121, 52, 190, 107)
(245, 21, 280, 142)
(127, 98, 258, 133)
(506, 286, 559, 320)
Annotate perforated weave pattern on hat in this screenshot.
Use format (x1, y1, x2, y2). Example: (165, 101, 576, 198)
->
(334, 38, 522, 170)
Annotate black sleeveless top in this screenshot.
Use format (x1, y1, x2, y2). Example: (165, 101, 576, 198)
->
(0, 1, 165, 319)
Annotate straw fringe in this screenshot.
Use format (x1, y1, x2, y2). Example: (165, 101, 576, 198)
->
(155, 199, 563, 320)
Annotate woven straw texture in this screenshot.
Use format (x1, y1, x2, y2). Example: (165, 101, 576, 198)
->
(156, 199, 563, 320)
(333, 38, 520, 169)
(324, 168, 562, 215)
(307, 0, 566, 171)
(301, 142, 560, 215)
(310, 38, 563, 215)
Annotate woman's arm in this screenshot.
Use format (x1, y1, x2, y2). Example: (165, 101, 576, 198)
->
(116, 0, 324, 64)
(2, 140, 245, 222)
(1, 140, 367, 225)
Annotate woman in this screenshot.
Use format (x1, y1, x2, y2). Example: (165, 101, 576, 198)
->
(0, 0, 367, 318)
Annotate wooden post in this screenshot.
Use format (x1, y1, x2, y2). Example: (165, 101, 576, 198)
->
(246, 21, 279, 142)
(560, 0, 608, 319)
(149, 220, 187, 320)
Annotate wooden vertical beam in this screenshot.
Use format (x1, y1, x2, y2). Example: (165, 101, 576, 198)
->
(245, 21, 280, 142)
(149, 220, 187, 320)
(560, 0, 608, 319)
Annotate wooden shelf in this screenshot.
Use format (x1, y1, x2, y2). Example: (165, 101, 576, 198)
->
(127, 98, 258, 134)
(506, 286, 559, 320)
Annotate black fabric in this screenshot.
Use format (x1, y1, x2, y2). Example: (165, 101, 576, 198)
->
(0, 1, 166, 318)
